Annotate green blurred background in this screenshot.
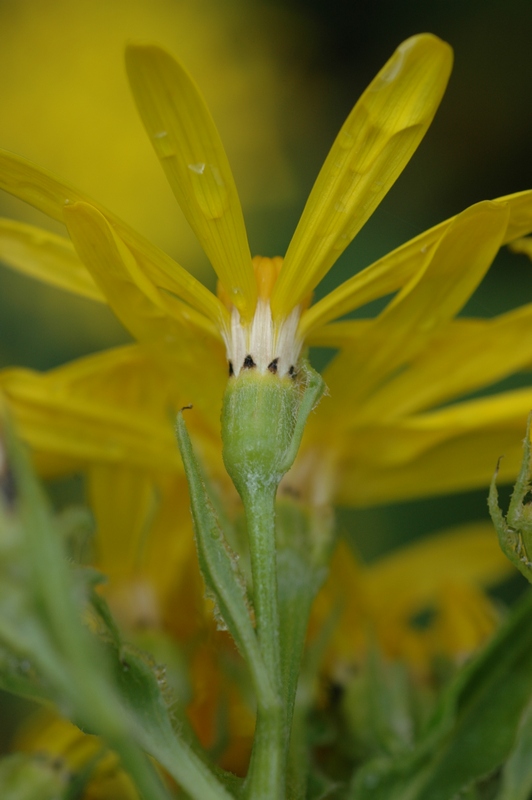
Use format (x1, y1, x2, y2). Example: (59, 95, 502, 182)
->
(1, 0, 531, 575)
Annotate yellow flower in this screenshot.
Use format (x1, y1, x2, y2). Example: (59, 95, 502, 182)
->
(313, 522, 512, 682)
(14, 710, 139, 800)
(0, 34, 452, 363)
(1, 31, 532, 782)
(1, 32, 532, 511)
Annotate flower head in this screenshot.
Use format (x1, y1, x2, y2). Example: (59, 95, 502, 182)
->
(0, 35, 454, 378)
(0, 32, 532, 508)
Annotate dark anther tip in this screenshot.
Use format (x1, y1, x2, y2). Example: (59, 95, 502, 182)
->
(267, 358, 279, 374)
(243, 354, 256, 369)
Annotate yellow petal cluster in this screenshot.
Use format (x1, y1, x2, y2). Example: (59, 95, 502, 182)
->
(1, 34, 531, 500)
(0, 31, 530, 777)
(313, 523, 512, 681)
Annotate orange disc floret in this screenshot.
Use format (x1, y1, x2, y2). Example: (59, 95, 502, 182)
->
(252, 255, 284, 300)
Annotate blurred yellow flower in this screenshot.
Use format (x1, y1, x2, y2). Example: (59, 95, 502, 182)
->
(313, 523, 512, 683)
(15, 711, 139, 800)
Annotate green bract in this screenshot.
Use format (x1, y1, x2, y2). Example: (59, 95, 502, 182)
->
(222, 363, 325, 501)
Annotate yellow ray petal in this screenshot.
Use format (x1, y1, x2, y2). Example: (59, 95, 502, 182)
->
(313, 523, 508, 670)
(63, 202, 228, 428)
(0, 218, 104, 301)
(89, 465, 157, 583)
(301, 189, 532, 337)
(0, 148, 222, 322)
(271, 33, 453, 319)
(363, 305, 532, 420)
(323, 201, 509, 409)
(0, 344, 188, 473)
(508, 235, 532, 258)
(335, 388, 532, 505)
(364, 522, 513, 617)
(90, 468, 200, 628)
(63, 200, 220, 343)
(16, 711, 139, 800)
(1, 367, 181, 473)
(306, 318, 371, 348)
(125, 44, 256, 322)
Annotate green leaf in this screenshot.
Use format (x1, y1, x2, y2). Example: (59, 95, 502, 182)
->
(0, 409, 234, 800)
(349, 590, 532, 800)
(495, 694, 532, 800)
(176, 409, 275, 708)
(342, 645, 416, 761)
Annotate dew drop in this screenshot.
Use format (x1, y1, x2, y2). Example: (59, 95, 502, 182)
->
(377, 38, 413, 85)
(188, 162, 206, 175)
(187, 163, 228, 220)
(152, 131, 176, 159)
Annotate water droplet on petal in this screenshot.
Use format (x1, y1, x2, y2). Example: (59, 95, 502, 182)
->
(152, 131, 176, 159)
(188, 162, 206, 175)
(187, 163, 228, 220)
(374, 37, 414, 87)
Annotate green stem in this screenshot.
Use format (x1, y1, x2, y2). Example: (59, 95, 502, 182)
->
(243, 484, 284, 800)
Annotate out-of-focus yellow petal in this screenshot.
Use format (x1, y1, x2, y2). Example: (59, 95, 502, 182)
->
(272, 34, 453, 319)
(16, 711, 139, 800)
(312, 522, 509, 674)
(0, 349, 183, 474)
(323, 202, 509, 410)
(301, 189, 532, 337)
(0, 218, 104, 301)
(364, 305, 532, 419)
(63, 201, 223, 345)
(508, 235, 532, 258)
(125, 44, 256, 322)
(0, 148, 221, 322)
(363, 522, 513, 618)
(427, 581, 500, 663)
(335, 388, 532, 505)
(88, 467, 206, 633)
